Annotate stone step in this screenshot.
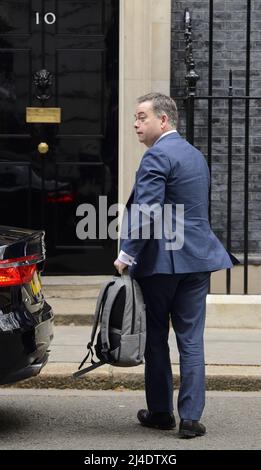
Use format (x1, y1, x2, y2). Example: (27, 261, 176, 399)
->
(206, 295, 261, 328)
(41, 276, 110, 300)
(41, 276, 261, 328)
(49, 299, 96, 325)
(44, 295, 261, 329)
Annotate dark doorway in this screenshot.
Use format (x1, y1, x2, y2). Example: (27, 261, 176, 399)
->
(0, 0, 119, 274)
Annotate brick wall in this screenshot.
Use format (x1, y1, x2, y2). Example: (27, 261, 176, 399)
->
(171, 0, 261, 255)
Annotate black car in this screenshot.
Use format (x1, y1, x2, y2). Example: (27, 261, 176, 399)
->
(0, 226, 54, 385)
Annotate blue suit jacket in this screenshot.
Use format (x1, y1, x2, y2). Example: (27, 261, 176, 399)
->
(121, 132, 236, 277)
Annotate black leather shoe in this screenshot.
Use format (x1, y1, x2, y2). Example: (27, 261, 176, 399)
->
(179, 419, 206, 438)
(137, 409, 176, 430)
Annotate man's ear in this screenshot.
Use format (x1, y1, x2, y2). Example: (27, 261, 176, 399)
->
(161, 114, 168, 128)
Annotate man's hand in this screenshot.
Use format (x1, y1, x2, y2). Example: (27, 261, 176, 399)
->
(114, 259, 128, 275)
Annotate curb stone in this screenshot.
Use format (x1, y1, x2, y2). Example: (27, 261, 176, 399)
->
(3, 374, 261, 391)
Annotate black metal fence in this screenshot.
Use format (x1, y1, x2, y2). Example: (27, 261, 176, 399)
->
(178, 0, 257, 294)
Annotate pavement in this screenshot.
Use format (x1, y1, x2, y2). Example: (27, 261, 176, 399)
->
(6, 324, 261, 391)
(4, 276, 261, 391)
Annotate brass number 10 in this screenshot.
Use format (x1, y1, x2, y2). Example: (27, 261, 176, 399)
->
(35, 12, 56, 25)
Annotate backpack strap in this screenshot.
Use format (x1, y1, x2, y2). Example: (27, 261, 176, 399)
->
(77, 279, 115, 371)
(120, 273, 135, 331)
(73, 359, 105, 378)
(100, 279, 125, 355)
(90, 279, 115, 345)
(121, 273, 134, 295)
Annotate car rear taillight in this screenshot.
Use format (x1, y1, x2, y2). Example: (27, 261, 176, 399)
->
(0, 255, 38, 286)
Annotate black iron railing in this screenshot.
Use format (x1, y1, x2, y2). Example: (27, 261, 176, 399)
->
(181, 1, 256, 294)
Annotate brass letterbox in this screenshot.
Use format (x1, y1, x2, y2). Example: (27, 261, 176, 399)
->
(26, 107, 61, 123)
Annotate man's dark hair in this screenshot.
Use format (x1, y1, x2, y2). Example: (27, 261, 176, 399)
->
(137, 92, 178, 128)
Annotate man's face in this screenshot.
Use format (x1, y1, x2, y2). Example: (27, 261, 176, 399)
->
(134, 101, 164, 148)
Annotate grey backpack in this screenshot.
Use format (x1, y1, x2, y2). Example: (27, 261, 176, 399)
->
(73, 273, 146, 377)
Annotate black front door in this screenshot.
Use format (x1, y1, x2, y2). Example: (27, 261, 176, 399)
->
(0, 0, 119, 274)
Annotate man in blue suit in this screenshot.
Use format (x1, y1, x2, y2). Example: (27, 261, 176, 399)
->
(114, 93, 237, 438)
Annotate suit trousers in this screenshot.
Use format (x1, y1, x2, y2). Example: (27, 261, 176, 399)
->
(137, 272, 210, 420)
